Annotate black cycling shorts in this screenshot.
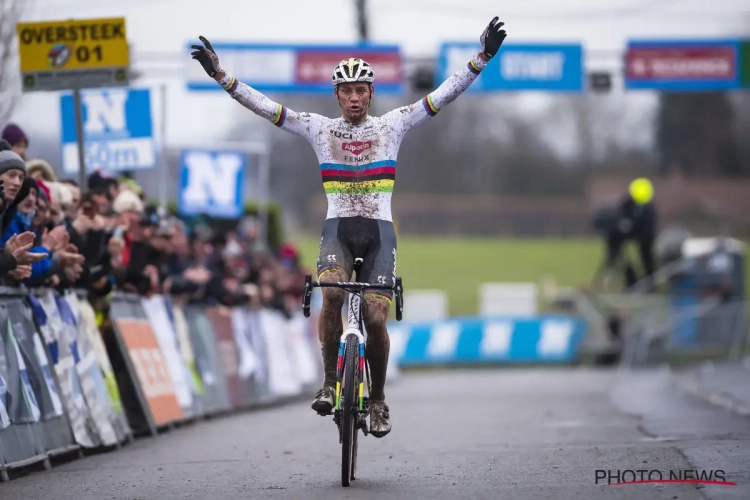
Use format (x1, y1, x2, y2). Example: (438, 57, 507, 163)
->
(316, 216, 397, 300)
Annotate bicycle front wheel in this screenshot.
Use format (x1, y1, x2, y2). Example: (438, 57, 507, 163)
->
(341, 334, 359, 487)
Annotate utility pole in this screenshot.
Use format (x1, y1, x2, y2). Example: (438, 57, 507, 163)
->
(355, 0, 369, 42)
(355, 0, 376, 115)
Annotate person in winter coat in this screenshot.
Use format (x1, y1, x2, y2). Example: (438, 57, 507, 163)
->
(0, 123, 29, 160)
(0, 140, 48, 278)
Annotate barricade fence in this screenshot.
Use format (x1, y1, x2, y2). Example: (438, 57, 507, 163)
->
(0, 287, 322, 481)
(612, 297, 750, 368)
(386, 314, 587, 366)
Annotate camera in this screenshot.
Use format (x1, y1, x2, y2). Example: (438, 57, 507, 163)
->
(591, 204, 620, 234)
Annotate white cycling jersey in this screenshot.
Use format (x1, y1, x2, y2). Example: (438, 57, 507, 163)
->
(217, 53, 487, 222)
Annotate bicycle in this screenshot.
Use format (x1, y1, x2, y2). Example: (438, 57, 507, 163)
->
(591, 255, 638, 293)
(302, 257, 404, 487)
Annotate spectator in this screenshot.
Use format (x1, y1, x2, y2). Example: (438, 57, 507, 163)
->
(111, 189, 143, 268)
(31, 180, 55, 234)
(276, 242, 308, 312)
(113, 202, 162, 296)
(1, 123, 29, 160)
(0, 140, 27, 213)
(59, 179, 81, 218)
(3, 177, 83, 286)
(1, 139, 308, 333)
(0, 141, 55, 279)
(117, 177, 144, 200)
(87, 171, 114, 215)
(26, 158, 57, 182)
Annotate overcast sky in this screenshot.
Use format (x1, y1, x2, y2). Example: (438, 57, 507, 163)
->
(7, 0, 750, 154)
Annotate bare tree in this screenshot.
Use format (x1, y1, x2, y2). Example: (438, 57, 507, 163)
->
(0, 0, 24, 125)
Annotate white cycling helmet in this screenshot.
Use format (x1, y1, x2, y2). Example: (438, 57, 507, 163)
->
(331, 58, 375, 86)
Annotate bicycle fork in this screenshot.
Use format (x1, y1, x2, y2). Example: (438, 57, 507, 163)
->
(334, 293, 372, 439)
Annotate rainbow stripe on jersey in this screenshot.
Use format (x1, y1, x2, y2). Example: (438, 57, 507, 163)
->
(320, 160, 396, 195)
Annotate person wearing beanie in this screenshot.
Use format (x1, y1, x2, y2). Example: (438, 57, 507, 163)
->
(87, 170, 114, 214)
(31, 179, 52, 234)
(59, 179, 81, 219)
(33, 180, 52, 234)
(1, 178, 42, 243)
(113, 189, 143, 223)
(0, 176, 62, 284)
(41, 182, 71, 227)
(1, 123, 29, 159)
(0, 143, 27, 206)
(105, 177, 119, 201)
(4, 177, 40, 238)
(35, 178, 51, 203)
(0, 141, 30, 235)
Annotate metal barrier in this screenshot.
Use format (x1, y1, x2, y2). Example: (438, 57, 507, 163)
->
(0, 287, 322, 481)
(583, 292, 750, 368)
(620, 299, 748, 368)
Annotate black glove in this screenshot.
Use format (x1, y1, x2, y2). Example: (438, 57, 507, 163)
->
(480, 17, 507, 58)
(191, 36, 221, 78)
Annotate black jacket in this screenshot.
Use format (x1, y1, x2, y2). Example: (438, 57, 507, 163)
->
(0, 249, 17, 276)
(618, 196, 657, 238)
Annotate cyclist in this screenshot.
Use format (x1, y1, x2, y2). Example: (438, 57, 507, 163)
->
(190, 17, 507, 438)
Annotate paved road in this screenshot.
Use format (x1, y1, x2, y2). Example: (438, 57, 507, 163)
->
(2, 367, 748, 499)
(672, 360, 750, 417)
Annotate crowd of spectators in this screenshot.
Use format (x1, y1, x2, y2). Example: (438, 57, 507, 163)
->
(0, 122, 308, 318)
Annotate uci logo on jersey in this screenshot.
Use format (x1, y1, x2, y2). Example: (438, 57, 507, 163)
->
(330, 130, 353, 140)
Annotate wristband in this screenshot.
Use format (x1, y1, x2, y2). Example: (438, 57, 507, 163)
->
(467, 53, 488, 75)
(219, 74, 239, 93)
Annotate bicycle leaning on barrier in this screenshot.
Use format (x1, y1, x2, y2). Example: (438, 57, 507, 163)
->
(302, 257, 404, 487)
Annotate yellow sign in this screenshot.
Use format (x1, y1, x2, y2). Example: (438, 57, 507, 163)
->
(16, 17, 130, 91)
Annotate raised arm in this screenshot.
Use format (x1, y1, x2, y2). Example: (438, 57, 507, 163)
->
(386, 52, 489, 134)
(215, 71, 319, 138)
(385, 17, 507, 136)
(191, 36, 320, 139)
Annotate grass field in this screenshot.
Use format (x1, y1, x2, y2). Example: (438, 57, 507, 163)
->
(293, 235, 750, 317)
(295, 236, 607, 316)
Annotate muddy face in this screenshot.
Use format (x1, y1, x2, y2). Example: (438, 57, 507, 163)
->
(335, 82, 372, 124)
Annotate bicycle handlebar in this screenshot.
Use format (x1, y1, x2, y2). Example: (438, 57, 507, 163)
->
(310, 280, 397, 291)
(301, 273, 404, 321)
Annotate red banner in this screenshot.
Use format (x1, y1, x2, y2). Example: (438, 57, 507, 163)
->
(626, 46, 736, 80)
(296, 50, 403, 84)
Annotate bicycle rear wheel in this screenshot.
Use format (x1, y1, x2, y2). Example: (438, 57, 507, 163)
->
(341, 334, 358, 487)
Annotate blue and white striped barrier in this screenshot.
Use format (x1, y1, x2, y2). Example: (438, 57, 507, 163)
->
(387, 315, 586, 366)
